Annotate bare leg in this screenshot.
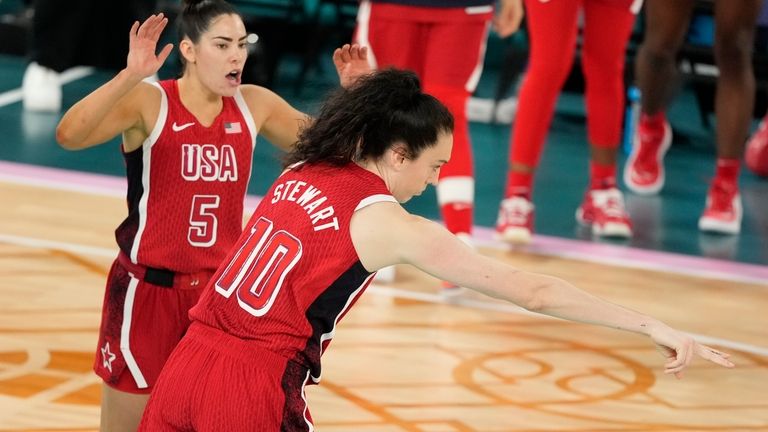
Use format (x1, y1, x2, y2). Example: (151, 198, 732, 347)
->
(100, 383, 150, 432)
(635, 0, 695, 115)
(713, 0, 763, 159)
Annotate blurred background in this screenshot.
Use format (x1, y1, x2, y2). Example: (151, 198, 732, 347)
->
(0, 0, 767, 265)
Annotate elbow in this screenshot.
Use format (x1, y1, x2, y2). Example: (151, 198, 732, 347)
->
(55, 123, 80, 150)
(520, 284, 549, 313)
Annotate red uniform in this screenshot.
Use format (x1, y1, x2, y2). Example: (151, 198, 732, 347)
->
(94, 79, 256, 392)
(355, 0, 492, 235)
(139, 162, 396, 431)
(506, 0, 639, 191)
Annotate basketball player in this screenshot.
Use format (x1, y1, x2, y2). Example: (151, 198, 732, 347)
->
(138, 69, 734, 431)
(354, 0, 524, 267)
(624, 0, 764, 234)
(496, 0, 641, 244)
(55, 2, 369, 430)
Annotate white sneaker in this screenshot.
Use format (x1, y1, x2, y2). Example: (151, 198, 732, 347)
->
(698, 181, 742, 235)
(575, 188, 633, 238)
(495, 196, 534, 245)
(22, 62, 62, 112)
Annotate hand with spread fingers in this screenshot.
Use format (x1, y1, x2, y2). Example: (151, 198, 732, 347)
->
(333, 43, 372, 89)
(127, 13, 174, 80)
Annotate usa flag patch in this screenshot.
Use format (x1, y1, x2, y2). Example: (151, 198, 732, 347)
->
(224, 122, 242, 134)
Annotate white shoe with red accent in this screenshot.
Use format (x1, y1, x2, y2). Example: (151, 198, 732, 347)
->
(495, 196, 534, 245)
(576, 188, 633, 238)
(624, 120, 672, 195)
(698, 182, 742, 234)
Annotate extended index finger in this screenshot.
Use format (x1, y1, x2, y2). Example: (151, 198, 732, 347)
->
(697, 344, 735, 368)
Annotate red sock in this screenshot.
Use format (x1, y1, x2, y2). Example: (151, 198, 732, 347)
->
(714, 158, 740, 187)
(441, 203, 473, 236)
(589, 161, 617, 190)
(640, 111, 667, 129)
(505, 171, 533, 199)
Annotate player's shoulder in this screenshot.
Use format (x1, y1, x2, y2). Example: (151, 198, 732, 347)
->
(123, 81, 163, 111)
(238, 83, 276, 100)
(134, 80, 162, 97)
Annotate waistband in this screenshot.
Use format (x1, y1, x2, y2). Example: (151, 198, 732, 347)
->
(117, 252, 212, 289)
(186, 322, 295, 366)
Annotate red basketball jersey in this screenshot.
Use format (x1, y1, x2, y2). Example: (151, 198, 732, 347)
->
(115, 80, 256, 273)
(190, 162, 396, 382)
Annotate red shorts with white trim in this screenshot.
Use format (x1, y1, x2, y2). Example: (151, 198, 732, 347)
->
(93, 256, 210, 393)
(139, 322, 315, 431)
(357, 2, 491, 92)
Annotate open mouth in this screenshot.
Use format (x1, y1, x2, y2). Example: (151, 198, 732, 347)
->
(226, 70, 241, 85)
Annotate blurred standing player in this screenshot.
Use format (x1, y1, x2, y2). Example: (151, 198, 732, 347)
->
(22, 0, 157, 112)
(744, 0, 768, 178)
(624, 0, 765, 234)
(354, 0, 524, 265)
(137, 69, 734, 431)
(55, 1, 369, 430)
(496, 0, 642, 245)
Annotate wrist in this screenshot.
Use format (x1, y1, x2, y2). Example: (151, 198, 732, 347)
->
(118, 68, 146, 86)
(642, 318, 666, 337)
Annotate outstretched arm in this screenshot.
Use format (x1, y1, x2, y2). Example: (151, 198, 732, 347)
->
(56, 13, 174, 150)
(351, 202, 735, 378)
(333, 44, 372, 88)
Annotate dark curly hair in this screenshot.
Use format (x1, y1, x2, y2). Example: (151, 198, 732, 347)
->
(284, 68, 454, 167)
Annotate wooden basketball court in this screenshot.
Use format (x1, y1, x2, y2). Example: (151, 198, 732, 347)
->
(1, 175, 767, 431)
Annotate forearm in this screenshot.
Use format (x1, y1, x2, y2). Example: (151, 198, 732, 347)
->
(513, 272, 661, 336)
(56, 69, 142, 149)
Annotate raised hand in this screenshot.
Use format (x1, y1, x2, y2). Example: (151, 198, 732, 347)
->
(650, 325, 734, 379)
(333, 44, 372, 89)
(126, 13, 174, 80)
(493, 0, 524, 38)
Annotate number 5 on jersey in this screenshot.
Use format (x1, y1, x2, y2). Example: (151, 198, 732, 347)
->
(215, 217, 303, 316)
(189, 195, 220, 247)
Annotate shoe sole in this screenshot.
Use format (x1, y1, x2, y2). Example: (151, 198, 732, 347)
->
(496, 227, 532, 245)
(575, 209, 632, 238)
(593, 222, 632, 238)
(698, 194, 742, 235)
(623, 122, 672, 195)
(698, 217, 741, 234)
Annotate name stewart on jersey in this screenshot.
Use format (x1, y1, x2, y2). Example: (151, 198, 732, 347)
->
(270, 179, 340, 232)
(181, 143, 238, 181)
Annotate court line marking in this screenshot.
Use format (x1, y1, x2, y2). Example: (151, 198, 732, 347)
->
(1, 231, 766, 357)
(0, 161, 263, 210)
(0, 66, 94, 108)
(368, 285, 768, 358)
(2, 160, 766, 285)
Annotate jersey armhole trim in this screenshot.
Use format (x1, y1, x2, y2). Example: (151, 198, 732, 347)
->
(355, 194, 397, 212)
(143, 82, 168, 149)
(234, 88, 258, 149)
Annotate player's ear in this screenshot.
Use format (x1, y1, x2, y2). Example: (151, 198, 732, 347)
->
(388, 143, 409, 171)
(179, 38, 196, 65)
